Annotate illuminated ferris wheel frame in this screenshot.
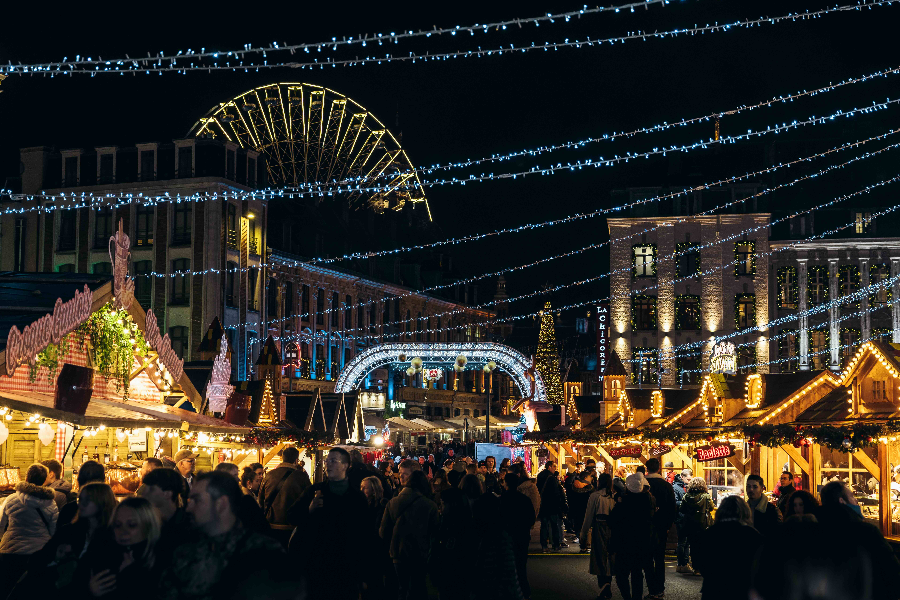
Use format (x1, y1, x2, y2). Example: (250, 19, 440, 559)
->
(188, 82, 430, 219)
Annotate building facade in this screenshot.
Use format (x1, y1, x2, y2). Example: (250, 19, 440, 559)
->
(608, 211, 770, 388)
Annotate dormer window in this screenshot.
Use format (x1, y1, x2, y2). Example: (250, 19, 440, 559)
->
(873, 380, 887, 401)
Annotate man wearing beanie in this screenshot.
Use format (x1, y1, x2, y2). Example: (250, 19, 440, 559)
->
(609, 473, 655, 600)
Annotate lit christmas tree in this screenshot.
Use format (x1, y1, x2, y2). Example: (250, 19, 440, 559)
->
(536, 302, 565, 404)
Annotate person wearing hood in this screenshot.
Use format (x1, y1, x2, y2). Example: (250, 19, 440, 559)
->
(0, 464, 59, 598)
(677, 476, 714, 575)
(380, 470, 439, 600)
(609, 473, 654, 600)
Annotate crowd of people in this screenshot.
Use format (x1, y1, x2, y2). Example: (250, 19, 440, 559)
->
(0, 449, 898, 600)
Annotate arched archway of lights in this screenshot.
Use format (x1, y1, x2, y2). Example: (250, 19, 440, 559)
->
(187, 82, 430, 218)
(334, 343, 547, 404)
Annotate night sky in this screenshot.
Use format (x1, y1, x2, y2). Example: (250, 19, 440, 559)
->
(2, 1, 898, 354)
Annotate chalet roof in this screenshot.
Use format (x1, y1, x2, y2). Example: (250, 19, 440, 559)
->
(197, 317, 225, 353)
(182, 361, 214, 399)
(255, 336, 283, 366)
(759, 372, 823, 408)
(626, 388, 697, 414)
(603, 351, 628, 377)
(233, 379, 265, 424)
(574, 395, 604, 414)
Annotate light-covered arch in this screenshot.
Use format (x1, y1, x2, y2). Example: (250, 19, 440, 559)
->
(335, 342, 546, 403)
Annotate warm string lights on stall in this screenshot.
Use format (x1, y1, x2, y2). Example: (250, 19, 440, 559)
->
(0, 1, 674, 76)
(10, 2, 894, 76)
(272, 160, 900, 341)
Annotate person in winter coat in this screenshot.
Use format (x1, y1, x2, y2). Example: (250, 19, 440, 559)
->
(643, 458, 678, 599)
(571, 461, 597, 542)
(259, 446, 308, 530)
(471, 490, 524, 600)
(380, 470, 439, 600)
(678, 476, 714, 575)
(77, 496, 161, 600)
(0, 463, 59, 598)
(783, 489, 819, 520)
(288, 448, 369, 600)
(361, 477, 389, 600)
(512, 464, 540, 520)
(581, 473, 616, 600)
(536, 462, 568, 551)
(41, 459, 72, 512)
(435, 476, 477, 600)
(672, 469, 691, 572)
(745, 475, 782, 538)
(609, 473, 655, 600)
(692, 495, 762, 600)
(58, 460, 105, 528)
(774, 471, 796, 516)
(502, 473, 539, 600)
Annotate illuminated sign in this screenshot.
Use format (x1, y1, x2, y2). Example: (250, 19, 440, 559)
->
(709, 341, 737, 375)
(596, 303, 609, 379)
(649, 445, 671, 457)
(424, 368, 443, 380)
(109, 219, 135, 311)
(695, 443, 736, 462)
(606, 445, 643, 459)
(206, 334, 234, 413)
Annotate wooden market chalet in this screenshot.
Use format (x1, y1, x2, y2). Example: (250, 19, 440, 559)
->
(561, 346, 900, 540)
(0, 221, 365, 495)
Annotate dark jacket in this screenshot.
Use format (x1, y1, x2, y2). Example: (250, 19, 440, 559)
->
(536, 470, 567, 517)
(500, 488, 538, 545)
(748, 495, 782, 538)
(679, 490, 714, 534)
(379, 487, 439, 563)
(645, 473, 677, 531)
(609, 491, 655, 556)
(693, 520, 762, 600)
(288, 480, 369, 598)
(259, 463, 309, 525)
(814, 504, 900, 600)
(775, 484, 795, 515)
(72, 538, 159, 600)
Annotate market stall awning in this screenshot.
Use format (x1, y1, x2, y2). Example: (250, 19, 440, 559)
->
(410, 418, 456, 432)
(387, 416, 433, 431)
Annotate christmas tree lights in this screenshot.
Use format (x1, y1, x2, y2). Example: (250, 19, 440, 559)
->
(535, 302, 565, 405)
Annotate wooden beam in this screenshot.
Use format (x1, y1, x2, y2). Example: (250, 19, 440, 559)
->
(779, 445, 810, 476)
(261, 443, 285, 467)
(726, 453, 747, 475)
(852, 449, 880, 480)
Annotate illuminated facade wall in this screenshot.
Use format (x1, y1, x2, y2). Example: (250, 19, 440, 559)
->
(608, 214, 771, 387)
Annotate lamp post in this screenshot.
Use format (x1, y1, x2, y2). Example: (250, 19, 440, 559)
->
(483, 361, 497, 443)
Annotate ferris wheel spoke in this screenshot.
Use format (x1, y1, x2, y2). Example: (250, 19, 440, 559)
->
(345, 129, 385, 184)
(332, 112, 366, 183)
(305, 90, 325, 184)
(317, 98, 347, 185)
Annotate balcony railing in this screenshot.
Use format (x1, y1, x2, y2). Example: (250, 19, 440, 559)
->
(226, 228, 238, 249)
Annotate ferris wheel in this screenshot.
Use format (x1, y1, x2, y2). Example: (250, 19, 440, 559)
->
(188, 82, 430, 218)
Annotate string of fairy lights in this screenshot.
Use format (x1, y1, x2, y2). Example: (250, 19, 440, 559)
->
(266, 180, 900, 352)
(234, 135, 900, 333)
(0, 1, 674, 75)
(6, 2, 894, 76)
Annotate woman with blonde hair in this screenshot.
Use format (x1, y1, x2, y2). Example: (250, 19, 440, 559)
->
(80, 496, 161, 599)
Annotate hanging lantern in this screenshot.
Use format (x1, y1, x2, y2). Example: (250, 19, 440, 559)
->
(38, 422, 55, 446)
(410, 357, 423, 370)
(456, 355, 467, 367)
(406, 367, 416, 377)
(398, 353, 407, 363)
(116, 429, 127, 443)
(483, 365, 491, 373)
(487, 361, 497, 371)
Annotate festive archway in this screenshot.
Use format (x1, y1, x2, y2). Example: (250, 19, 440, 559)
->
(334, 342, 547, 404)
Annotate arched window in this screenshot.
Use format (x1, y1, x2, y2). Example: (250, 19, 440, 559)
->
(405, 310, 411, 341)
(285, 343, 300, 378)
(416, 313, 422, 342)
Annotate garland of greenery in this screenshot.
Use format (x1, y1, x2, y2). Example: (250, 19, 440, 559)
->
(29, 334, 71, 383)
(734, 240, 756, 277)
(630, 347, 658, 385)
(631, 295, 657, 330)
(632, 243, 657, 278)
(674, 295, 701, 330)
(243, 427, 325, 451)
(523, 420, 900, 452)
(776, 266, 798, 310)
(77, 304, 151, 399)
(734, 293, 756, 329)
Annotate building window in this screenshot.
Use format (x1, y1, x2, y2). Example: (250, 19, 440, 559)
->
(778, 331, 799, 373)
(173, 203, 192, 245)
(178, 146, 193, 178)
(873, 328, 892, 343)
(225, 261, 238, 308)
(808, 266, 829, 305)
(135, 205, 153, 247)
(416, 312, 423, 342)
(283, 282, 294, 317)
(383, 296, 391, 331)
(94, 207, 113, 249)
(777, 266, 798, 309)
(369, 302, 377, 335)
(872, 380, 887, 401)
(301, 285, 310, 322)
(169, 326, 188, 358)
(869, 264, 891, 307)
(171, 258, 190, 304)
(840, 328, 860, 365)
(266, 278, 278, 316)
(632, 245, 657, 277)
(675, 295, 701, 330)
(57, 263, 75, 273)
(405, 310, 411, 340)
(93, 262, 112, 275)
(855, 212, 872, 235)
(838, 266, 861, 310)
(675, 243, 701, 278)
(13, 218, 25, 272)
(631, 347, 659, 385)
(345, 295, 352, 330)
(226, 204, 238, 250)
(316, 289, 325, 325)
(819, 446, 880, 527)
(248, 268, 259, 311)
(357, 299, 365, 332)
(330, 292, 339, 327)
(735, 294, 756, 329)
(676, 355, 701, 385)
(134, 260, 152, 309)
(810, 330, 828, 371)
(59, 210, 77, 252)
(734, 241, 755, 277)
(737, 346, 757, 374)
(632, 295, 657, 330)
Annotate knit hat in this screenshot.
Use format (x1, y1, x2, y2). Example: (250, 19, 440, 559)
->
(625, 473, 646, 494)
(663, 461, 674, 468)
(453, 460, 467, 472)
